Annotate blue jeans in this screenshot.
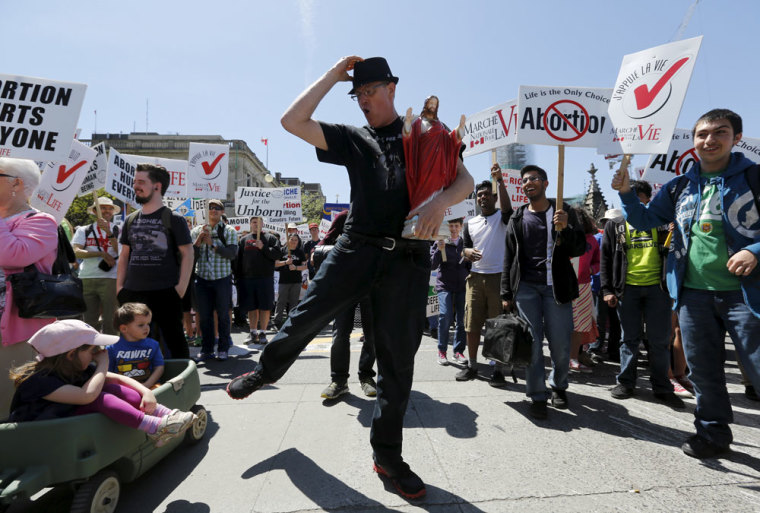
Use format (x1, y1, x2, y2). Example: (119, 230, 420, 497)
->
(515, 282, 573, 402)
(437, 290, 466, 354)
(195, 275, 233, 354)
(616, 284, 673, 393)
(258, 233, 430, 468)
(678, 288, 760, 447)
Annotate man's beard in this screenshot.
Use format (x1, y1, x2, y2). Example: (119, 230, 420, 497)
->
(135, 190, 154, 205)
(421, 106, 438, 120)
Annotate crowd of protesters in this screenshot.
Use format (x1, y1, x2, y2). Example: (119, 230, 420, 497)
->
(1, 93, 759, 500)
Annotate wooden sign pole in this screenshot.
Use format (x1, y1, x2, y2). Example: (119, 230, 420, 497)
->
(491, 150, 498, 193)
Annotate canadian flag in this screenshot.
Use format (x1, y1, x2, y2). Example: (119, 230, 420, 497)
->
(261, 138, 268, 146)
(470, 137, 485, 148)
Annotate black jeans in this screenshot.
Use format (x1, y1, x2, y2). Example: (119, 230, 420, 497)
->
(258, 233, 430, 469)
(117, 287, 189, 359)
(331, 299, 376, 384)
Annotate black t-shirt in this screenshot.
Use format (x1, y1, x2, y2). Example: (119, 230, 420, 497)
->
(277, 248, 306, 284)
(120, 207, 192, 291)
(520, 207, 553, 285)
(316, 117, 410, 238)
(236, 232, 282, 278)
(9, 365, 96, 422)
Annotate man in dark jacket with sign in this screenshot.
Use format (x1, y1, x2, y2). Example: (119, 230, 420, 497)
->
(501, 165, 586, 420)
(227, 55, 473, 499)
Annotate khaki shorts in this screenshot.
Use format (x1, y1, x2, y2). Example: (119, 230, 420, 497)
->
(464, 272, 503, 332)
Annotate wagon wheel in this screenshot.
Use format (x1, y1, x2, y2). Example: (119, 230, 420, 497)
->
(185, 404, 208, 445)
(70, 469, 120, 513)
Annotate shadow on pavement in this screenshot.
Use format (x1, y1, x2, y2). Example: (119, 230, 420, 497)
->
(242, 447, 486, 512)
(323, 389, 479, 439)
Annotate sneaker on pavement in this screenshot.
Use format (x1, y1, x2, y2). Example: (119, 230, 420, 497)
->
(227, 368, 267, 400)
(258, 333, 268, 345)
(321, 381, 349, 400)
(373, 462, 426, 499)
(360, 378, 377, 397)
(670, 378, 693, 398)
(216, 351, 228, 361)
(455, 366, 477, 381)
(245, 332, 259, 344)
(569, 359, 592, 374)
(192, 352, 215, 363)
(611, 383, 634, 399)
(529, 400, 548, 420)
(452, 352, 468, 365)
(437, 351, 449, 366)
(551, 389, 568, 409)
(654, 391, 685, 409)
(489, 370, 507, 388)
(681, 434, 729, 459)
(578, 352, 597, 367)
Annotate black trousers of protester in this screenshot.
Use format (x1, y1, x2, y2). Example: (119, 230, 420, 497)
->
(117, 287, 190, 359)
(331, 298, 376, 384)
(597, 297, 621, 361)
(258, 233, 430, 469)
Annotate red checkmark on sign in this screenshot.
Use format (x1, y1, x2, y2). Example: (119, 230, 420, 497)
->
(201, 153, 226, 175)
(633, 57, 689, 111)
(56, 160, 87, 183)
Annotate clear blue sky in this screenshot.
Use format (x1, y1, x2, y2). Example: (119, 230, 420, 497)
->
(3, 0, 758, 208)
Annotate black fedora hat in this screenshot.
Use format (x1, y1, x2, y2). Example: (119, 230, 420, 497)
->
(348, 57, 399, 94)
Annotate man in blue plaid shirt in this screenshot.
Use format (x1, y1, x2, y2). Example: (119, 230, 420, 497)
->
(191, 199, 239, 361)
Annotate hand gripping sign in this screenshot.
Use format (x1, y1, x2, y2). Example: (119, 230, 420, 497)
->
(599, 36, 702, 155)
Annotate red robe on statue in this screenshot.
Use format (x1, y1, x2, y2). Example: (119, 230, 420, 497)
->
(403, 117, 460, 211)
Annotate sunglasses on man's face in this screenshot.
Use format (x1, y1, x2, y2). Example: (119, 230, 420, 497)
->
(209, 205, 224, 211)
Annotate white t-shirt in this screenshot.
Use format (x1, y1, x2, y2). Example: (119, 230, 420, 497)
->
(466, 209, 509, 274)
(72, 222, 121, 279)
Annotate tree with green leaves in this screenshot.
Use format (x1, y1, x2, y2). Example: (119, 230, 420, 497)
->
(65, 191, 123, 229)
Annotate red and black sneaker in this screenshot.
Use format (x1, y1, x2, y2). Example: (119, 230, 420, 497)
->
(373, 462, 426, 499)
(227, 369, 267, 400)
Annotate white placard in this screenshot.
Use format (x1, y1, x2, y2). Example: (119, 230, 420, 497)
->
(31, 140, 96, 222)
(164, 197, 207, 225)
(502, 168, 531, 206)
(736, 137, 760, 165)
(426, 291, 439, 318)
(263, 220, 286, 242)
(600, 36, 703, 155)
(128, 155, 187, 198)
(296, 223, 310, 240)
(234, 186, 303, 223)
(105, 148, 138, 206)
(0, 74, 87, 161)
(641, 129, 696, 191)
(319, 218, 331, 238)
(517, 86, 613, 147)
(187, 142, 229, 198)
(226, 216, 250, 233)
(78, 142, 107, 195)
(442, 198, 476, 221)
(461, 100, 518, 157)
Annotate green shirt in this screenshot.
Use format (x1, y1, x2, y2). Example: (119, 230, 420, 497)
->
(624, 223, 661, 286)
(684, 171, 741, 291)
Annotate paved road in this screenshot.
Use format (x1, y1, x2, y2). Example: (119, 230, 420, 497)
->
(13, 326, 760, 512)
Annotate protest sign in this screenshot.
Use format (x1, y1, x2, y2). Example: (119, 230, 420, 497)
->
(296, 223, 310, 240)
(226, 216, 250, 233)
(187, 142, 229, 198)
(641, 129, 695, 190)
(322, 202, 350, 221)
(442, 198, 476, 222)
(31, 140, 96, 222)
(78, 142, 107, 195)
(600, 36, 702, 155)
(502, 168, 531, 206)
(461, 100, 518, 157)
(105, 148, 138, 206)
(0, 74, 87, 161)
(164, 197, 206, 225)
(516, 86, 613, 148)
(319, 218, 331, 238)
(235, 186, 303, 223)
(736, 137, 760, 165)
(129, 155, 187, 198)
(263, 220, 286, 242)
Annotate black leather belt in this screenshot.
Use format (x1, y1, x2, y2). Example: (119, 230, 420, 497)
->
(345, 232, 430, 252)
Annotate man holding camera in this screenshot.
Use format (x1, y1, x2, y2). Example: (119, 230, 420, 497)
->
(72, 196, 121, 335)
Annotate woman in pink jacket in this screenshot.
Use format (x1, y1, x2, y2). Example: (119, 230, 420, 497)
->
(0, 157, 58, 417)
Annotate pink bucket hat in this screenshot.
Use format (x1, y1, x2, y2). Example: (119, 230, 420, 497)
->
(28, 320, 119, 361)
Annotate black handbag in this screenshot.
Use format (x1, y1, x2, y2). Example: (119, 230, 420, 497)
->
(482, 312, 534, 366)
(8, 264, 86, 319)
